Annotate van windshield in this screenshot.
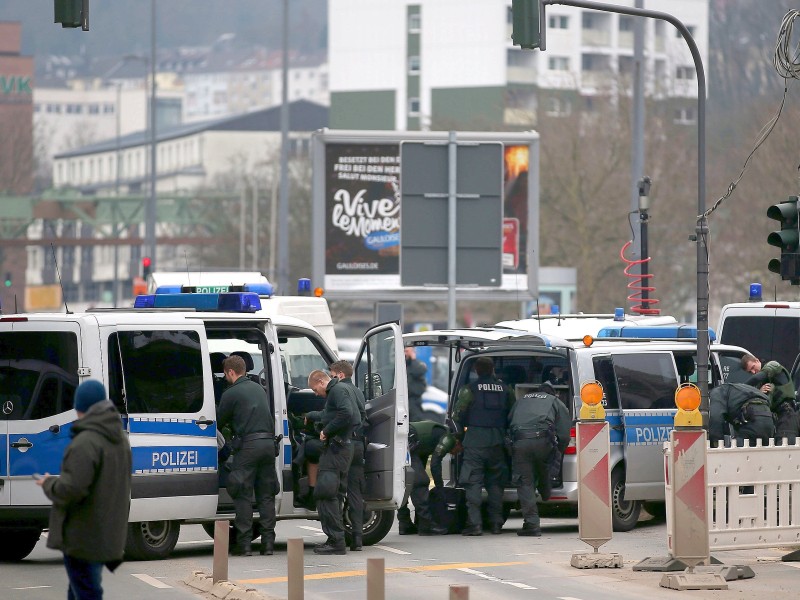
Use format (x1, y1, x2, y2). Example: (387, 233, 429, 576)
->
(720, 316, 800, 371)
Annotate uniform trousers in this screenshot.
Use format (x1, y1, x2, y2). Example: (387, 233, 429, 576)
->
(228, 438, 277, 546)
(346, 439, 366, 540)
(315, 440, 354, 546)
(511, 437, 554, 528)
(460, 445, 506, 529)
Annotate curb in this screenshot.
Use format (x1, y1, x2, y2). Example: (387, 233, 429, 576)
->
(185, 570, 279, 600)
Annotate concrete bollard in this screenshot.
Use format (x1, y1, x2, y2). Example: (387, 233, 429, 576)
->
(212, 520, 229, 583)
(367, 557, 385, 600)
(449, 585, 469, 600)
(287, 538, 304, 600)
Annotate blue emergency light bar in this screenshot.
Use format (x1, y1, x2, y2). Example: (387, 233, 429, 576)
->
(597, 325, 716, 341)
(154, 282, 274, 296)
(134, 292, 262, 312)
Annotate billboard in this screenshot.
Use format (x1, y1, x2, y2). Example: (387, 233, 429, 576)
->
(312, 130, 539, 301)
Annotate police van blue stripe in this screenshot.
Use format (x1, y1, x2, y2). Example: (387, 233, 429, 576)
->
(132, 445, 217, 473)
(283, 445, 291, 465)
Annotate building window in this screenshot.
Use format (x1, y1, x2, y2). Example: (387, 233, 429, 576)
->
(548, 15, 568, 29)
(674, 107, 696, 124)
(676, 66, 695, 80)
(655, 21, 665, 37)
(507, 48, 535, 68)
(409, 12, 421, 32)
(33, 103, 41, 113)
(408, 97, 420, 115)
(103, 104, 114, 114)
(548, 56, 570, 71)
(408, 55, 420, 74)
(619, 16, 633, 32)
(582, 12, 601, 29)
(546, 97, 572, 117)
(88, 104, 100, 114)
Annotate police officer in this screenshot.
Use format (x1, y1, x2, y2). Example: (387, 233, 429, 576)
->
(508, 381, 570, 536)
(742, 354, 800, 442)
(398, 420, 449, 536)
(453, 357, 515, 536)
(709, 382, 776, 446)
(329, 359, 368, 551)
(217, 355, 277, 556)
(306, 369, 356, 555)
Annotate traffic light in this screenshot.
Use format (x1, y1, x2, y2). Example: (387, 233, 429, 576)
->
(142, 256, 152, 280)
(3, 272, 11, 288)
(767, 195, 800, 283)
(54, 0, 89, 30)
(511, 0, 543, 50)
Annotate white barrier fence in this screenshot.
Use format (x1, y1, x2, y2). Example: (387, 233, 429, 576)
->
(665, 439, 800, 553)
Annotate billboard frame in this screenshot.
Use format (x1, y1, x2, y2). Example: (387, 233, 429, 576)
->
(311, 128, 540, 302)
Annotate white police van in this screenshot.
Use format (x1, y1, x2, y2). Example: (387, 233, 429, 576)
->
(0, 288, 408, 561)
(404, 326, 750, 531)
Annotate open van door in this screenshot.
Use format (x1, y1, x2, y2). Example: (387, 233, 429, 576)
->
(355, 323, 408, 510)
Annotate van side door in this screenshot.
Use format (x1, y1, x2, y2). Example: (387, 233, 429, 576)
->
(610, 352, 678, 500)
(105, 325, 218, 521)
(2, 322, 81, 506)
(355, 323, 408, 510)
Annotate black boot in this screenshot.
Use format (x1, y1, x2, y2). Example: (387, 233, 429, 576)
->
(231, 542, 252, 556)
(314, 542, 346, 555)
(398, 520, 417, 535)
(260, 535, 275, 556)
(461, 524, 482, 536)
(350, 535, 363, 551)
(418, 518, 448, 536)
(517, 523, 541, 537)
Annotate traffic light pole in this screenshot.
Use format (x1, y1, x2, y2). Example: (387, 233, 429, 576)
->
(540, 0, 709, 417)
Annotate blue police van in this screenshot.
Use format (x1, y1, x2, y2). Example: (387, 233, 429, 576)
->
(0, 288, 408, 560)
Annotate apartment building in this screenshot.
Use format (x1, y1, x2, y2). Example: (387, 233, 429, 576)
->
(329, 0, 708, 130)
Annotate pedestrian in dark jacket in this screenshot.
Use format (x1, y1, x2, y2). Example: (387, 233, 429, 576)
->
(405, 346, 428, 422)
(37, 379, 132, 600)
(307, 369, 356, 554)
(742, 354, 800, 442)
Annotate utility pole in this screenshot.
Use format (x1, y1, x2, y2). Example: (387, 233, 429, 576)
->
(277, 0, 290, 293)
(145, 0, 157, 270)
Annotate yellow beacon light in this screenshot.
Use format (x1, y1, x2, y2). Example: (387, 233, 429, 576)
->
(674, 383, 702, 427)
(579, 381, 605, 420)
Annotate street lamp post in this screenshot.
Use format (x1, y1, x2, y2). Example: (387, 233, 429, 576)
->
(277, 0, 290, 293)
(543, 0, 709, 417)
(145, 0, 157, 271)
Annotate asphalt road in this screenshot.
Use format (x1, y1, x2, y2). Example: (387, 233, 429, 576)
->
(5, 511, 800, 600)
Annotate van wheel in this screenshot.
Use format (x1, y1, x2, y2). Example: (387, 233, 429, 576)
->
(0, 529, 41, 562)
(611, 469, 641, 532)
(125, 521, 180, 561)
(344, 509, 395, 546)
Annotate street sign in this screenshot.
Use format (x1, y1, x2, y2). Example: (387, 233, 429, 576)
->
(400, 140, 503, 287)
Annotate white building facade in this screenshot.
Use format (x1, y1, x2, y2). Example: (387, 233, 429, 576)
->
(329, 0, 708, 130)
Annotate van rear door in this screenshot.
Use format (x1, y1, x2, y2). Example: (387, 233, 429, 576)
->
(355, 323, 408, 509)
(1, 321, 81, 506)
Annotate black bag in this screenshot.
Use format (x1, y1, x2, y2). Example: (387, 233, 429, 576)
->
(428, 486, 467, 534)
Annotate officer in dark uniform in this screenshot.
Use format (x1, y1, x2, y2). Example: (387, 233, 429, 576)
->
(508, 381, 570, 536)
(329, 359, 368, 551)
(742, 354, 799, 442)
(709, 382, 776, 446)
(453, 357, 515, 536)
(398, 420, 449, 536)
(306, 369, 356, 555)
(217, 355, 277, 556)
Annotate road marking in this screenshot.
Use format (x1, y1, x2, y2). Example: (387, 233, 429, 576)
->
(297, 525, 327, 536)
(783, 562, 800, 570)
(373, 544, 411, 555)
(177, 539, 212, 545)
(239, 561, 526, 584)
(12, 586, 52, 590)
(558, 597, 585, 600)
(458, 567, 537, 590)
(132, 574, 172, 589)
(513, 552, 541, 556)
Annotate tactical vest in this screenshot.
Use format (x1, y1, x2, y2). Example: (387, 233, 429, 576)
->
(464, 377, 509, 428)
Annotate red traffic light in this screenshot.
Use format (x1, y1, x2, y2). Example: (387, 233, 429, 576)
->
(142, 257, 152, 268)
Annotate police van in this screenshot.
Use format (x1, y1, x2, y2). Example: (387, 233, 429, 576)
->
(403, 327, 750, 531)
(717, 283, 800, 380)
(0, 288, 408, 561)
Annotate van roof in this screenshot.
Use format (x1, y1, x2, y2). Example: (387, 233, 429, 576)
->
(496, 313, 679, 341)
